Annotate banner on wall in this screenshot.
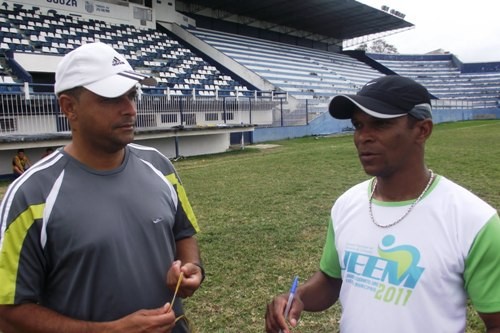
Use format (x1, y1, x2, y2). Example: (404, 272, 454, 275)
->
(12, 0, 141, 22)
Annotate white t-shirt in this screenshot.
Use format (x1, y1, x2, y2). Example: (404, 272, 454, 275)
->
(320, 175, 500, 333)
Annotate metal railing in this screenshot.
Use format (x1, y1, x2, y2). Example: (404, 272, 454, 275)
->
(431, 98, 488, 109)
(1, 83, 497, 136)
(0, 88, 285, 136)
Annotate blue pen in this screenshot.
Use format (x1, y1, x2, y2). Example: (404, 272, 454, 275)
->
(279, 276, 299, 333)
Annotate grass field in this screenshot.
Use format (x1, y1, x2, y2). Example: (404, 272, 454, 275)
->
(0, 119, 499, 332)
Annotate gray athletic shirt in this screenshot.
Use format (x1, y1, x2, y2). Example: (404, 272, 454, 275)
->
(0, 144, 199, 331)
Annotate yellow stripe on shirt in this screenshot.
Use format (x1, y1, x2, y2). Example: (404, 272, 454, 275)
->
(166, 173, 200, 233)
(0, 204, 44, 304)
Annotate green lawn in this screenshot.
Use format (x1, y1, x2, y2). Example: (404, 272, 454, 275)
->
(1, 119, 499, 332)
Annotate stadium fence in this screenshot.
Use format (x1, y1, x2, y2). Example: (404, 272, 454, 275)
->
(0, 82, 492, 137)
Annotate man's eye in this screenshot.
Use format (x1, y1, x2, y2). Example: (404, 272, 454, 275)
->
(130, 92, 138, 99)
(101, 97, 118, 103)
(375, 120, 391, 127)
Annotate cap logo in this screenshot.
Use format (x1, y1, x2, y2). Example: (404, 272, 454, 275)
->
(112, 56, 125, 66)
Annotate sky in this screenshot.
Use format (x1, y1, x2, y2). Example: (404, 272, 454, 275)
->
(352, 0, 500, 63)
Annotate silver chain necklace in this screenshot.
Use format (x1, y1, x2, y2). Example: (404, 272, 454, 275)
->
(369, 170, 435, 228)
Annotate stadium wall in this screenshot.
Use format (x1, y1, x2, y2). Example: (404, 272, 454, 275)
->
(368, 53, 452, 62)
(251, 108, 500, 143)
(368, 53, 500, 74)
(453, 58, 500, 73)
(0, 128, 253, 179)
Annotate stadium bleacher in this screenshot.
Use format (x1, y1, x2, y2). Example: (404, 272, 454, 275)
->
(187, 27, 383, 100)
(0, 4, 251, 97)
(1, 1, 499, 107)
(369, 53, 500, 108)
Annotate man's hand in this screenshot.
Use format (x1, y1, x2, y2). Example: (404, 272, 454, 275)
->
(108, 306, 176, 333)
(265, 293, 304, 333)
(0, 303, 177, 333)
(166, 260, 204, 298)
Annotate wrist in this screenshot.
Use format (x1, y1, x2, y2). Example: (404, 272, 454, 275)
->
(191, 262, 205, 284)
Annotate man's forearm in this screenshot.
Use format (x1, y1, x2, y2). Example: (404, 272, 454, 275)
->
(0, 304, 109, 333)
(175, 237, 202, 265)
(297, 271, 341, 312)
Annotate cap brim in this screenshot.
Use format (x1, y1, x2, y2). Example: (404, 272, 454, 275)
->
(84, 71, 157, 98)
(329, 95, 407, 119)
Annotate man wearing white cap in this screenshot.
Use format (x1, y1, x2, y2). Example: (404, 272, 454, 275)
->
(0, 42, 204, 333)
(265, 75, 500, 332)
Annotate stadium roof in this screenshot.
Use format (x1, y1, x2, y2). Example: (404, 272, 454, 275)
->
(176, 0, 413, 41)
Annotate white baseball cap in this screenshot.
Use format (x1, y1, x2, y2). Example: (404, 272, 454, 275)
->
(54, 42, 157, 98)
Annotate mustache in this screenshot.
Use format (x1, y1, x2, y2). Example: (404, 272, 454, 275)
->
(113, 119, 136, 128)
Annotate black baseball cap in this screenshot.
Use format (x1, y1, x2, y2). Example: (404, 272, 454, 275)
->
(329, 75, 432, 120)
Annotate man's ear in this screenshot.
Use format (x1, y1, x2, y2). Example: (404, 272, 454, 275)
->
(416, 118, 433, 144)
(58, 94, 77, 121)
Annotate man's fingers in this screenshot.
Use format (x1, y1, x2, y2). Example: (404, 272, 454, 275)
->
(265, 296, 288, 333)
(288, 303, 302, 328)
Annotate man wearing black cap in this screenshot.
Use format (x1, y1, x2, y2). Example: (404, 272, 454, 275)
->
(265, 75, 500, 333)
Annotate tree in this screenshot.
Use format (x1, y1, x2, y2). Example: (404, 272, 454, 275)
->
(356, 43, 368, 51)
(368, 39, 398, 54)
(354, 39, 399, 54)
